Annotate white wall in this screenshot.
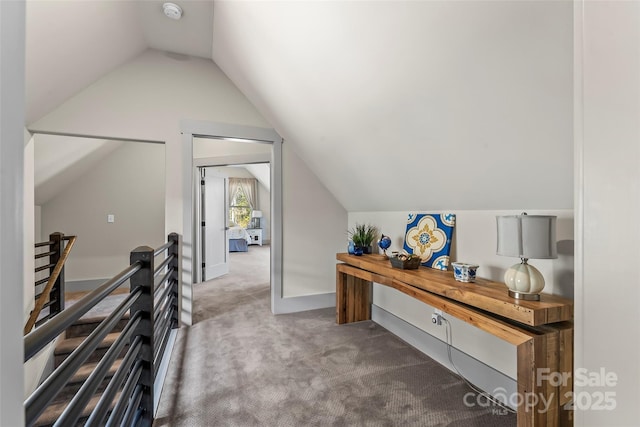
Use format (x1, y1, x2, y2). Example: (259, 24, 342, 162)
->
(28, 49, 345, 301)
(24, 136, 35, 319)
(0, 2, 25, 423)
(23, 133, 52, 400)
(40, 142, 165, 282)
(349, 209, 573, 379)
(194, 137, 271, 158)
(283, 145, 347, 297)
(35, 205, 41, 243)
(34, 135, 123, 205)
(575, 1, 640, 424)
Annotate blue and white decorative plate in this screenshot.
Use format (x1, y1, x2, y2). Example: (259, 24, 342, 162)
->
(403, 213, 456, 270)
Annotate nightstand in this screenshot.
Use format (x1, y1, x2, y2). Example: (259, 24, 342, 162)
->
(246, 229, 263, 246)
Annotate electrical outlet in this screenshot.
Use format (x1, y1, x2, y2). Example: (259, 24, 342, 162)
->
(431, 310, 443, 326)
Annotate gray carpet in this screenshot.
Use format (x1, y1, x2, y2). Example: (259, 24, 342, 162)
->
(65, 289, 129, 319)
(154, 245, 516, 426)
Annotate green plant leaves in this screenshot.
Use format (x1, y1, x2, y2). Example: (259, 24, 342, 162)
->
(348, 223, 378, 247)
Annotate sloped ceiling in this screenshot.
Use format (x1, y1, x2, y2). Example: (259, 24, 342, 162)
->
(34, 135, 123, 205)
(26, 0, 573, 213)
(211, 1, 574, 212)
(26, 0, 214, 202)
(25, 0, 213, 124)
(136, 1, 213, 59)
(244, 163, 270, 191)
(26, 1, 146, 124)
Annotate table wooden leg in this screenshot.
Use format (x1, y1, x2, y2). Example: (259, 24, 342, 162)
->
(346, 274, 356, 323)
(336, 265, 372, 324)
(516, 324, 572, 427)
(555, 324, 574, 426)
(517, 333, 555, 427)
(336, 268, 347, 324)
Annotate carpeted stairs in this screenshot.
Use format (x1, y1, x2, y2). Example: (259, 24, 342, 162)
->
(34, 313, 129, 427)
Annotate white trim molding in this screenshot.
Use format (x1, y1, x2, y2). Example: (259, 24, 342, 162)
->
(572, 4, 585, 426)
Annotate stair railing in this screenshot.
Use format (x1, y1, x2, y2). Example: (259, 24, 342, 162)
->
(23, 233, 181, 427)
(26, 233, 77, 335)
(29, 233, 75, 331)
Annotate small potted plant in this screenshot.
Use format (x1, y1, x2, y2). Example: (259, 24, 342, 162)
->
(348, 223, 378, 255)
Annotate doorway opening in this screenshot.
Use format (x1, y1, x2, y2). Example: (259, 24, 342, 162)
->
(181, 121, 283, 325)
(193, 161, 271, 324)
(195, 162, 271, 281)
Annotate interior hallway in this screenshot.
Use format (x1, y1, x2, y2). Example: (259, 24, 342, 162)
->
(154, 246, 516, 426)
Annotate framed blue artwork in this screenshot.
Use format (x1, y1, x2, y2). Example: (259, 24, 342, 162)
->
(403, 213, 456, 270)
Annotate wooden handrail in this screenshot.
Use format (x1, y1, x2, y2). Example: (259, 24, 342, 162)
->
(25, 236, 77, 335)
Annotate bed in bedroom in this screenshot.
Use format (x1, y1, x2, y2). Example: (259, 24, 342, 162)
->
(228, 225, 251, 252)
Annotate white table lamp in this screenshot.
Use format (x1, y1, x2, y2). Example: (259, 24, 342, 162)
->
(496, 213, 557, 300)
(251, 210, 263, 229)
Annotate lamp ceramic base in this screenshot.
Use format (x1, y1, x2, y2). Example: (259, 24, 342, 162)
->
(508, 290, 541, 301)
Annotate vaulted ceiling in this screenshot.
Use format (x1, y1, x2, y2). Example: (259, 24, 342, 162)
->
(26, 0, 213, 124)
(26, 0, 573, 212)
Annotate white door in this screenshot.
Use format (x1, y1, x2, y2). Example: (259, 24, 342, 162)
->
(202, 168, 229, 281)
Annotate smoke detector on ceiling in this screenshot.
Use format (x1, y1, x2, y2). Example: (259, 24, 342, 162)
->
(163, 2, 183, 20)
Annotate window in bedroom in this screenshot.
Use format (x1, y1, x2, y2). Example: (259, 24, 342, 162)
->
(229, 188, 251, 228)
(228, 177, 258, 229)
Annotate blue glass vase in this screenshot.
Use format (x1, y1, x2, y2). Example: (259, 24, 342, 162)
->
(348, 241, 355, 254)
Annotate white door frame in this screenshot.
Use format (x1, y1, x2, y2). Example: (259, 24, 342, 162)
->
(181, 120, 283, 326)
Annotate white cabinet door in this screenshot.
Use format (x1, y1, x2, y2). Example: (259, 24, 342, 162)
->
(247, 229, 263, 246)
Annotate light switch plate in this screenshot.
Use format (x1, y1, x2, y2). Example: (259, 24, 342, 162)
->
(107, 214, 115, 223)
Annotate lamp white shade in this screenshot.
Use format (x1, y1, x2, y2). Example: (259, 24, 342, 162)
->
(496, 215, 557, 260)
(496, 214, 557, 300)
(251, 210, 263, 218)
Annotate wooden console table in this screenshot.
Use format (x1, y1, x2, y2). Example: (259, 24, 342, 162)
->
(336, 253, 573, 427)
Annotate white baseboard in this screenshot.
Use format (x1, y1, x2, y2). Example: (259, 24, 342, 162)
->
(272, 292, 335, 314)
(372, 304, 517, 409)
